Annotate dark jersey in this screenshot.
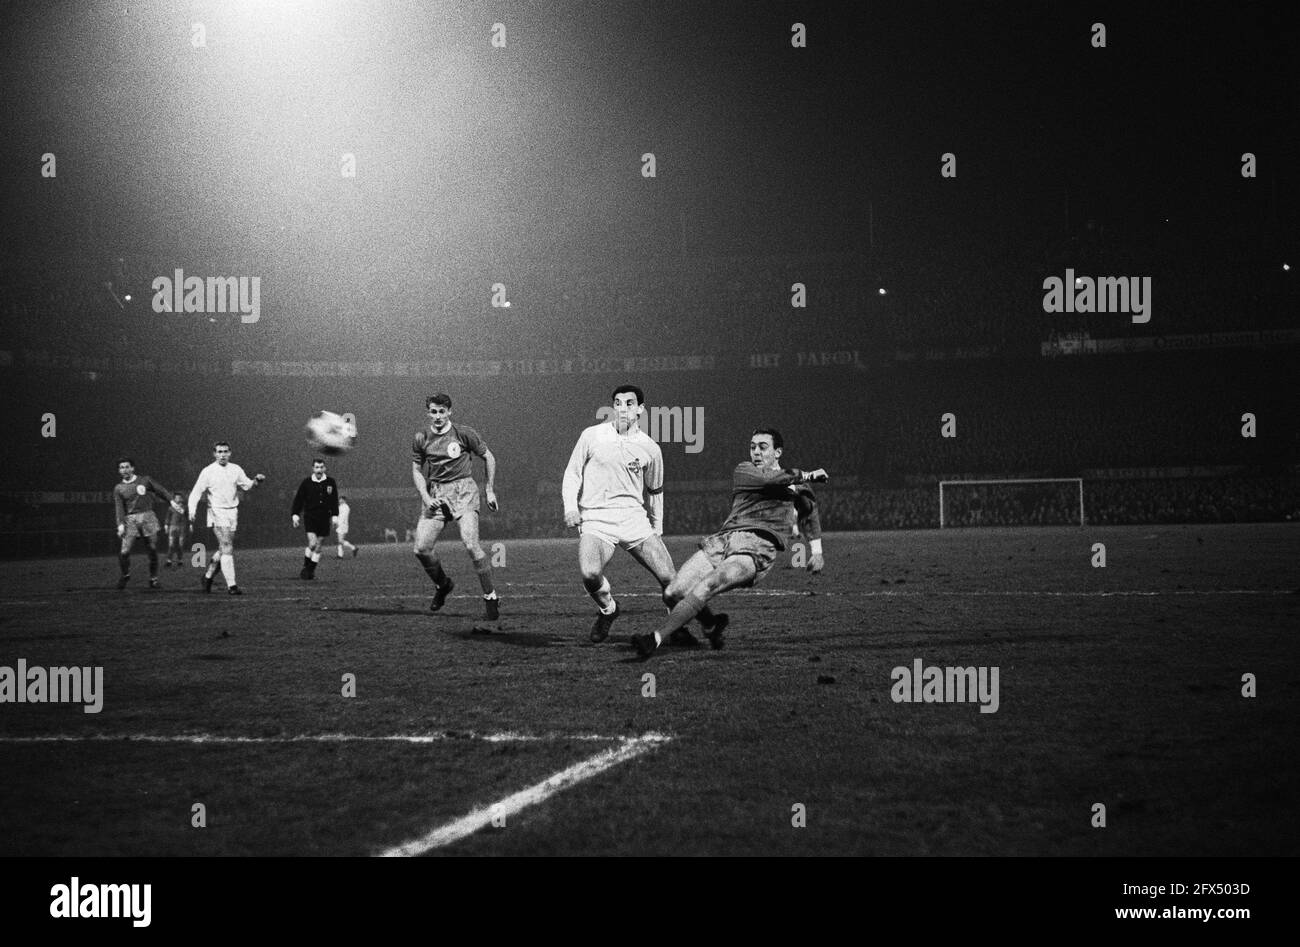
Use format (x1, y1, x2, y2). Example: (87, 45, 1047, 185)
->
(113, 476, 174, 526)
(292, 476, 340, 516)
(713, 463, 819, 550)
(412, 423, 488, 485)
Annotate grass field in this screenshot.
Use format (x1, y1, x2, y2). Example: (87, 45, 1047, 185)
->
(1, 524, 1297, 856)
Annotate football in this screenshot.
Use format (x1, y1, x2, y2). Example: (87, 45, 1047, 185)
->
(306, 411, 356, 455)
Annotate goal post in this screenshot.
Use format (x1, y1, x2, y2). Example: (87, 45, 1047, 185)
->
(938, 478, 1085, 528)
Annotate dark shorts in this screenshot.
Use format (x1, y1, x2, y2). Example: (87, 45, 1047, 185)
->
(303, 511, 333, 536)
(123, 511, 161, 541)
(421, 477, 481, 523)
(699, 529, 779, 583)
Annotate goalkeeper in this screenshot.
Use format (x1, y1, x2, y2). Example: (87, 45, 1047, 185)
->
(630, 428, 826, 658)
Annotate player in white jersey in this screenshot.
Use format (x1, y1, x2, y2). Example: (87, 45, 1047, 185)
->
(187, 441, 266, 595)
(335, 495, 358, 558)
(563, 384, 720, 645)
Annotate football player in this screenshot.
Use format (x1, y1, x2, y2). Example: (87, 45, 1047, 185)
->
(562, 384, 720, 644)
(411, 394, 500, 620)
(187, 442, 266, 595)
(113, 458, 184, 589)
(630, 428, 826, 658)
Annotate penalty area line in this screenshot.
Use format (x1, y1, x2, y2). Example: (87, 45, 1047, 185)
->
(378, 733, 673, 857)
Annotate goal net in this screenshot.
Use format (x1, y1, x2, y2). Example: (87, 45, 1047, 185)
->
(938, 478, 1085, 528)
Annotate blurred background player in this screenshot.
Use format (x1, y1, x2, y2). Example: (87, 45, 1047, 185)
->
(631, 428, 826, 658)
(563, 384, 717, 645)
(411, 393, 501, 620)
(188, 441, 266, 595)
(164, 493, 188, 568)
(335, 495, 358, 558)
(291, 458, 339, 580)
(113, 458, 184, 589)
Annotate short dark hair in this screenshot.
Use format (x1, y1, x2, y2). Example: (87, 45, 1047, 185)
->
(426, 393, 452, 409)
(213, 441, 230, 451)
(116, 457, 134, 467)
(751, 428, 783, 450)
(612, 384, 644, 406)
(313, 458, 327, 466)
(341, 495, 348, 501)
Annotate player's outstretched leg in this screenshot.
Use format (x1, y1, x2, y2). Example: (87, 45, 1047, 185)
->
(627, 534, 699, 646)
(414, 517, 453, 611)
(459, 512, 499, 621)
(631, 554, 755, 658)
(578, 534, 619, 642)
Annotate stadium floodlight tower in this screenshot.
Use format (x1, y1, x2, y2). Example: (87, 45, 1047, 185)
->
(938, 477, 1085, 528)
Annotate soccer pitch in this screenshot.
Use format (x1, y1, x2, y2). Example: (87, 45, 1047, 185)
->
(1, 525, 1296, 856)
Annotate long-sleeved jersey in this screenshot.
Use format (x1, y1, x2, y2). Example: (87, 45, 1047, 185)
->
(291, 476, 340, 517)
(113, 476, 174, 526)
(562, 422, 664, 531)
(188, 461, 256, 519)
(714, 463, 821, 550)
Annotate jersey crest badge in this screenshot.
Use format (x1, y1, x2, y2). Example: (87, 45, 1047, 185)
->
(446, 441, 462, 459)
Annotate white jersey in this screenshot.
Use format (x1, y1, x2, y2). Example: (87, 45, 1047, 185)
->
(562, 422, 663, 530)
(336, 501, 351, 533)
(188, 461, 256, 519)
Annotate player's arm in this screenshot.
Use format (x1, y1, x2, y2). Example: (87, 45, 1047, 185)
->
(792, 486, 825, 573)
(236, 467, 264, 491)
(645, 442, 664, 536)
(145, 477, 174, 504)
(411, 462, 434, 507)
(187, 473, 206, 521)
(481, 448, 498, 512)
(732, 463, 827, 494)
(114, 487, 126, 535)
(561, 431, 589, 528)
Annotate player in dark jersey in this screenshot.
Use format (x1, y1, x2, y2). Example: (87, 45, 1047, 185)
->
(630, 429, 826, 658)
(291, 458, 340, 580)
(113, 458, 184, 589)
(411, 393, 501, 621)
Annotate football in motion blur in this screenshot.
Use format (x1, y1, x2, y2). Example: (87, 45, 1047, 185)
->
(305, 411, 356, 455)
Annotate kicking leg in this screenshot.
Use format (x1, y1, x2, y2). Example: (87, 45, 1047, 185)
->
(632, 554, 757, 657)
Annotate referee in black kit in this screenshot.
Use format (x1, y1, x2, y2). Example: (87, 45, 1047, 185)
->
(292, 458, 340, 580)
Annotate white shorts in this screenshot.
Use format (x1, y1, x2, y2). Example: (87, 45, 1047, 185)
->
(579, 508, 654, 550)
(208, 507, 239, 532)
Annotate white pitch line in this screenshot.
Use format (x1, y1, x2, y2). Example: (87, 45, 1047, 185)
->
(378, 733, 673, 857)
(0, 731, 645, 746)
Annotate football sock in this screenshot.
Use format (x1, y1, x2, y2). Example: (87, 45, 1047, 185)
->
(654, 592, 707, 643)
(118, 553, 130, 576)
(472, 554, 495, 595)
(220, 556, 237, 587)
(416, 552, 447, 586)
(147, 549, 159, 577)
(590, 576, 614, 613)
(303, 555, 312, 569)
